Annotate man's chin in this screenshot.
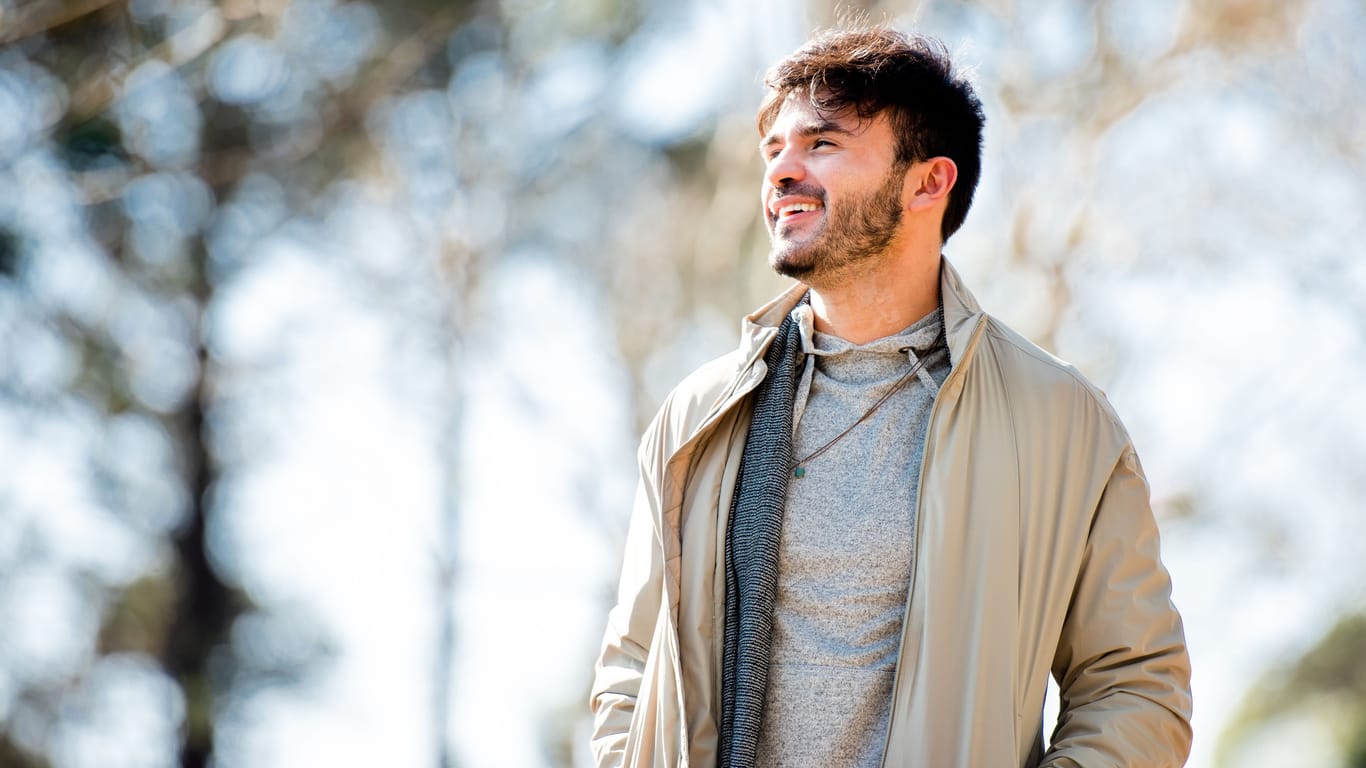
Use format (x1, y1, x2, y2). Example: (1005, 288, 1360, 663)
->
(769, 247, 817, 281)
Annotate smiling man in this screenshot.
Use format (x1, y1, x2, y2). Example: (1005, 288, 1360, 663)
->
(591, 26, 1192, 768)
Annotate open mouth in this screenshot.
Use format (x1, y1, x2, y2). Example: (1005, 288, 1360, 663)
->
(771, 201, 822, 228)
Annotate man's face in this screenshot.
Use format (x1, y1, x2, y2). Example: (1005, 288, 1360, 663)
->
(760, 95, 909, 286)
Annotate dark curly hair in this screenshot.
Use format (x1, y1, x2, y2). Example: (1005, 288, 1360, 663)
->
(758, 27, 986, 242)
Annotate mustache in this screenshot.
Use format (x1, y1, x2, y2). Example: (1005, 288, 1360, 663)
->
(772, 184, 826, 203)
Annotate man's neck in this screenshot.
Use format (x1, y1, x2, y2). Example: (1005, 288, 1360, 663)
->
(808, 252, 942, 345)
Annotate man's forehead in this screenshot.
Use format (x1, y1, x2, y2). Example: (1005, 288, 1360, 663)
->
(762, 95, 873, 143)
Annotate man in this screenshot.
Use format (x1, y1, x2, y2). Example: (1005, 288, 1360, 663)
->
(591, 25, 1192, 768)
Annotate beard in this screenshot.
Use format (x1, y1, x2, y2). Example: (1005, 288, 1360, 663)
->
(767, 163, 908, 287)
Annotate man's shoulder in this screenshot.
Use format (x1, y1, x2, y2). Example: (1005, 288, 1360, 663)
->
(670, 347, 752, 412)
(638, 285, 804, 460)
(976, 314, 1130, 438)
(638, 346, 753, 462)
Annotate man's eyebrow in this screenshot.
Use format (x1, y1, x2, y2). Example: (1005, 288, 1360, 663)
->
(759, 119, 857, 151)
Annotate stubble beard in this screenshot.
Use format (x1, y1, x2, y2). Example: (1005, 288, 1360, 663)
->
(767, 163, 908, 289)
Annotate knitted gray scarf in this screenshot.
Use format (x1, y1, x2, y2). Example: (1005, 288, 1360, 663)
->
(720, 304, 805, 768)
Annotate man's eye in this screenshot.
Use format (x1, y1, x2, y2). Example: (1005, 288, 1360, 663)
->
(813, 139, 833, 148)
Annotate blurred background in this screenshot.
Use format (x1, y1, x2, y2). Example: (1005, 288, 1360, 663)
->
(0, 0, 1363, 766)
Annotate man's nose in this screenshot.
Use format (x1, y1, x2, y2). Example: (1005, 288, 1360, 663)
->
(765, 147, 806, 189)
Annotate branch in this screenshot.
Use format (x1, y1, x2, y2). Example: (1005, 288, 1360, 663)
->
(0, 0, 126, 45)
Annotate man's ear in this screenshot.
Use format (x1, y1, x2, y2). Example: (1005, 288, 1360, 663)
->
(906, 157, 958, 213)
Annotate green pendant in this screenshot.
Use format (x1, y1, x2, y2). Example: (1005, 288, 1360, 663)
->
(793, 466, 805, 479)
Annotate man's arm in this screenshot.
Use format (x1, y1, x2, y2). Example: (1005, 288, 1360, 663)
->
(1042, 448, 1193, 767)
(589, 474, 665, 768)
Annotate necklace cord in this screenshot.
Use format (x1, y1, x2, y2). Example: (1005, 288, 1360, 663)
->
(791, 315, 945, 473)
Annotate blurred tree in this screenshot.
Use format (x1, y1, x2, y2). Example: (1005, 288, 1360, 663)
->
(5, 0, 665, 764)
(0, 0, 479, 765)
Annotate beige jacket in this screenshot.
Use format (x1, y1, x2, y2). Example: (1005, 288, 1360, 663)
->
(591, 259, 1192, 768)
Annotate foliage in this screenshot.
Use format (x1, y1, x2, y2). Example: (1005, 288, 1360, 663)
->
(1219, 612, 1366, 766)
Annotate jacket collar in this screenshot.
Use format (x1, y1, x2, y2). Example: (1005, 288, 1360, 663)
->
(938, 257, 984, 369)
(738, 256, 984, 370)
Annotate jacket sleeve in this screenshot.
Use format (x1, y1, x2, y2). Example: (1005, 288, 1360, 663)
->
(589, 468, 666, 768)
(1041, 447, 1193, 768)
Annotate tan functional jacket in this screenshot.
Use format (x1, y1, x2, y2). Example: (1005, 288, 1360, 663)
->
(591, 259, 1192, 768)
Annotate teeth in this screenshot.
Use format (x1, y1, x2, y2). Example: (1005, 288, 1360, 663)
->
(777, 202, 820, 217)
